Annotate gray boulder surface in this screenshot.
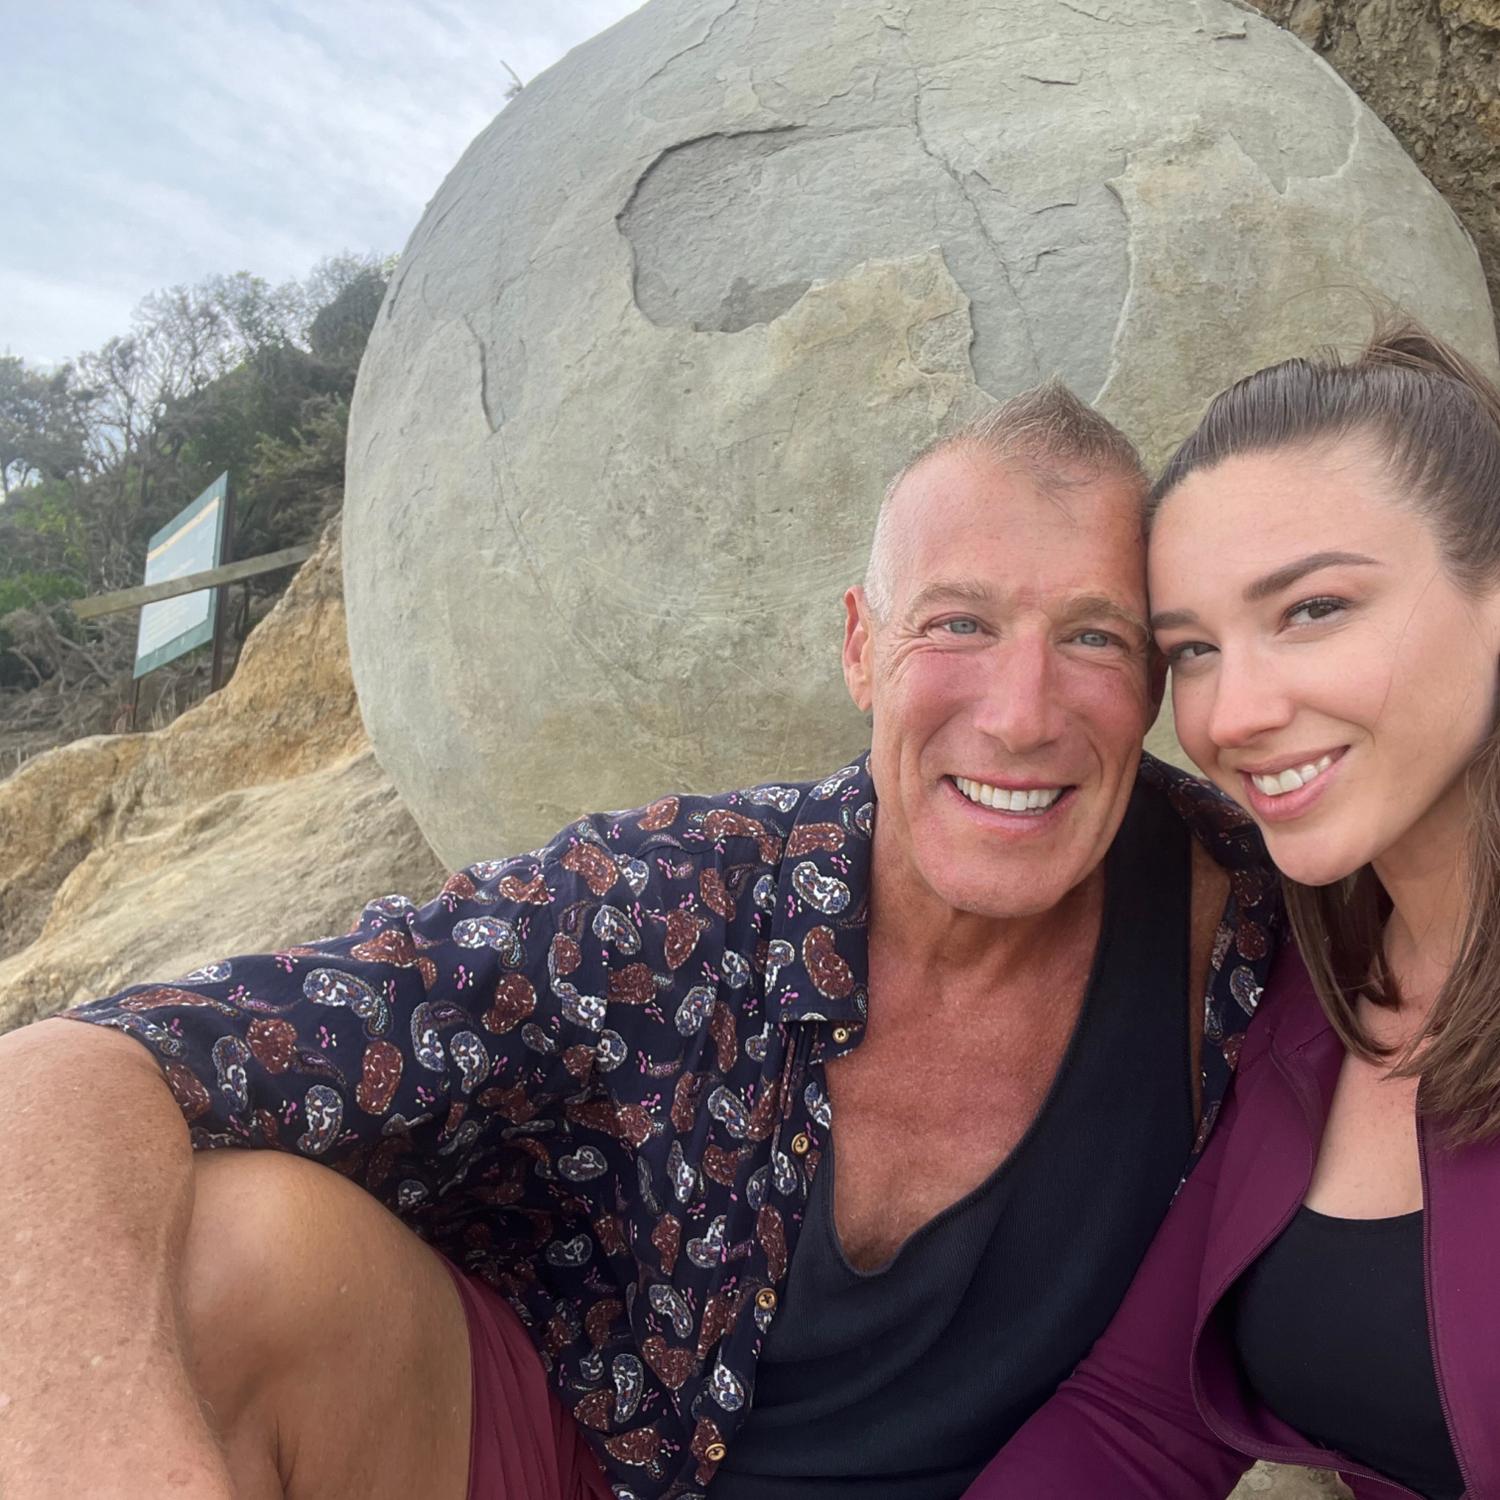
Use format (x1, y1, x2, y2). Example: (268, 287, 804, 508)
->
(345, 0, 1496, 867)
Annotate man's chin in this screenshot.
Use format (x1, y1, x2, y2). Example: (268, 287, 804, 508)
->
(921, 861, 1087, 922)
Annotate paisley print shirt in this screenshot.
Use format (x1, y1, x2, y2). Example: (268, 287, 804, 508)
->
(66, 751, 1279, 1500)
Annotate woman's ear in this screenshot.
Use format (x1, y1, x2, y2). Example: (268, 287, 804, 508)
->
(1480, 579, 1500, 656)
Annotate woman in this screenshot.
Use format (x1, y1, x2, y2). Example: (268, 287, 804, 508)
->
(965, 324, 1500, 1499)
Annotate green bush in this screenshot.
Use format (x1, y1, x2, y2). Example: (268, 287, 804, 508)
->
(0, 571, 84, 616)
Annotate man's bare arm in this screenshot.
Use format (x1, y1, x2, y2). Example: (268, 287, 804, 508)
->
(0, 1017, 234, 1498)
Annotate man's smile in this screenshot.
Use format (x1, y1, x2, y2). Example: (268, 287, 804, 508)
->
(949, 775, 1076, 816)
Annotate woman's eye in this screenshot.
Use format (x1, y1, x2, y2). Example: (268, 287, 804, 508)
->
(1286, 596, 1347, 627)
(941, 618, 980, 636)
(1165, 641, 1215, 664)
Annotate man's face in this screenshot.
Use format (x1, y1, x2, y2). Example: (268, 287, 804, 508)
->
(844, 447, 1158, 922)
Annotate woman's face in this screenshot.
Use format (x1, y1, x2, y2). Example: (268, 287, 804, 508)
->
(1149, 439, 1500, 888)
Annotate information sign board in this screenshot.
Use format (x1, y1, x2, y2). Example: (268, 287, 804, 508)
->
(133, 473, 229, 679)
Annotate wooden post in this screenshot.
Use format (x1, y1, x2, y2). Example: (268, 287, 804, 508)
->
(74, 545, 315, 620)
(236, 580, 251, 656)
(209, 478, 237, 693)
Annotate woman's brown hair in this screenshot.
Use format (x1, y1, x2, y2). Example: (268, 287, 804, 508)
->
(1149, 320, 1500, 1143)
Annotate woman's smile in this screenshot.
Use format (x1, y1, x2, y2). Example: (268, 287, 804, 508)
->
(1235, 745, 1348, 823)
(1149, 439, 1500, 890)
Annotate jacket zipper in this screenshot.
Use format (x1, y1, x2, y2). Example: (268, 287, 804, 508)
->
(1417, 1118, 1475, 1497)
(1189, 1045, 1429, 1496)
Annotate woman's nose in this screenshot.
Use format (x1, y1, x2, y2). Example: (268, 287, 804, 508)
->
(1204, 650, 1294, 750)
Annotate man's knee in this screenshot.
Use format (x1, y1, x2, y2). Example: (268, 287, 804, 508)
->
(180, 1148, 472, 1500)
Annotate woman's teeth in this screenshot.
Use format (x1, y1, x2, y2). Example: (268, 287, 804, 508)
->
(1250, 752, 1337, 798)
(954, 776, 1064, 813)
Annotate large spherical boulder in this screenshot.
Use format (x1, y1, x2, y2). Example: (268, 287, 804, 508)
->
(345, 0, 1496, 867)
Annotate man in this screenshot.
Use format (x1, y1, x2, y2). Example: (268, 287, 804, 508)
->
(0, 384, 1277, 1500)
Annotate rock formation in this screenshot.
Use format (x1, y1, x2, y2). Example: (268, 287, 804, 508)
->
(0, 523, 446, 1032)
(6, 4, 1493, 1491)
(1247, 0, 1499, 321)
(345, 0, 1496, 868)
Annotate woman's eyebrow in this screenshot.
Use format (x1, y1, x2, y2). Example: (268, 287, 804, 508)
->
(1150, 551, 1381, 633)
(1149, 606, 1198, 632)
(1243, 550, 1380, 602)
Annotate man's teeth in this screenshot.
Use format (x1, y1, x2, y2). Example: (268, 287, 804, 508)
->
(954, 776, 1064, 813)
(1250, 752, 1337, 798)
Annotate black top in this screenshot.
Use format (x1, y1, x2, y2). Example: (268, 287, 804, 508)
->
(710, 779, 1196, 1498)
(1232, 1206, 1464, 1500)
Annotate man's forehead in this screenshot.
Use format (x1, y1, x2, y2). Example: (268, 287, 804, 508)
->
(872, 445, 1146, 623)
(890, 446, 1140, 534)
(893, 444, 1050, 507)
(891, 461, 1142, 565)
(901, 575, 1148, 634)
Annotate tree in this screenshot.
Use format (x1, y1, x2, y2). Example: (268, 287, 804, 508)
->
(0, 357, 92, 501)
(1, 251, 395, 712)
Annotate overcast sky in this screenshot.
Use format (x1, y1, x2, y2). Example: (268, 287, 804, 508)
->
(4, 0, 642, 366)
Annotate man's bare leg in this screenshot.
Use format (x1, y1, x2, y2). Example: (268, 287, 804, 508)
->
(180, 1149, 473, 1500)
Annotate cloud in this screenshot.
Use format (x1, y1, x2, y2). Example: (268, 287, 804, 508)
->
(2, 0, 643, 364)
(0, 269, 142, 368)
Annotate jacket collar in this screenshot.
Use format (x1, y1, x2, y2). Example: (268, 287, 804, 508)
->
(1261, 945, 1337, 1060)
(1198, 943, 1500, 1495)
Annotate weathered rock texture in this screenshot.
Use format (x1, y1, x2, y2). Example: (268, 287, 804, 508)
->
(1238, 1465, 1353, 1497)
(1248, 0, 1500, 312)
(0, 524, 446, 1033)
(345, 0, 1497, 866)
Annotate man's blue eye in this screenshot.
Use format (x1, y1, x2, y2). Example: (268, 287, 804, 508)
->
(944, 618, 979, 635)
(1076, 630, 1112, 648)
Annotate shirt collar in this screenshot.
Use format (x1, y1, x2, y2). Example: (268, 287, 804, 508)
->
(765, 750, 1271, 1031)
(768, 753, 875, 1027)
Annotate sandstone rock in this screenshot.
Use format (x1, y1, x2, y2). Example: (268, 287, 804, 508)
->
(0, 748, 443, 1031)
(1235, 1464, 1353, 1497)
(1248, 0, 1500, 323)
(0, 523, 446, 1031)
(345, 0, 1496, 866)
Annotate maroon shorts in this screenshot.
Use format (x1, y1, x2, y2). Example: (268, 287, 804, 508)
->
(441, 1259, 613, 1500)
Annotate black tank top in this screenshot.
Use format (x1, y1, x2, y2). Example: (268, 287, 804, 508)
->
(1232, 1206, 1464, 1500)
(711, 777, 1195, 1499)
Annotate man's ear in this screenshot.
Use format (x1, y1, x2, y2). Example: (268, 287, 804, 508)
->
(842, 586, 875, 713)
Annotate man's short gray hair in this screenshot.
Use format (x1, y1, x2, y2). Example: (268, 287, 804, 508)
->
(863, 380, 1146, 620)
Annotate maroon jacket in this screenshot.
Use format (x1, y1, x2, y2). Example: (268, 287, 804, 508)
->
(966, 945, 1498, 1499)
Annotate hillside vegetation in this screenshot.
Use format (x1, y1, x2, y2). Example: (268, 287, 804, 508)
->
(0, 253, 389, 769)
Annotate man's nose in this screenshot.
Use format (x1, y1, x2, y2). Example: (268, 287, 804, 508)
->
(973, 636, 1066, 754)
(1204, 647, 1294, 750)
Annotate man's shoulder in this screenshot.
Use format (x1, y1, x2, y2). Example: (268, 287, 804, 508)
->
(1136, 751, 1271, 875)
(1134, 755, 1285, 1157)
(503, 757, 874, 887)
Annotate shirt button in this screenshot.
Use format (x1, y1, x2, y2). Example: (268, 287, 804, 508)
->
(706, 1442, 728, 1463)
(755, 1288, 778, 1312)
(832, 1026, 851, 1044)
(790, 1132, 811, 1155)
